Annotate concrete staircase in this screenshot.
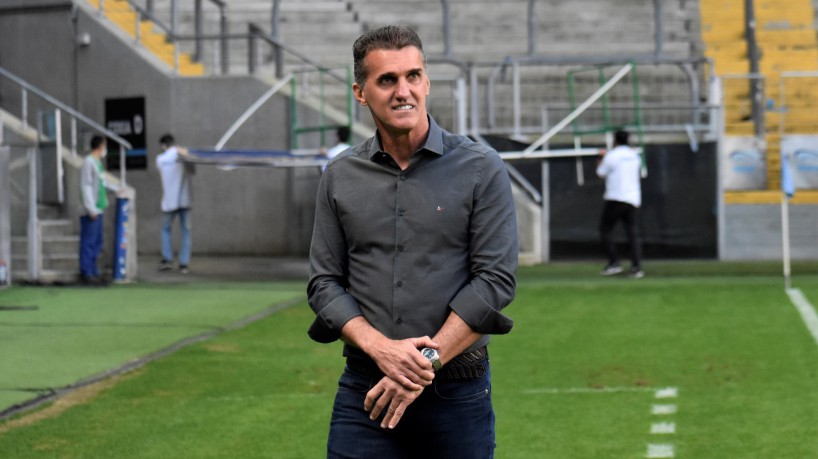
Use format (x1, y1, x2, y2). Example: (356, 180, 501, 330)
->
(11, 209, 81, 284)
(143, 0, 704, 136)
(1, 106, 133, 284)
(85, 0, 205, 76)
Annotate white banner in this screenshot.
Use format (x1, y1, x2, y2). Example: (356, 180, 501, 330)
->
(781, 135, 818, 189)
(721, 136, 766, 190)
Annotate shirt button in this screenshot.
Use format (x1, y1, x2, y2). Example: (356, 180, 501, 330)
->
(397, 209, 405, 216)
(399, 175, 406, 181)
(396, 281, 403, 287)
(397, 245, 405, 252)
(395, 317, 403, 325)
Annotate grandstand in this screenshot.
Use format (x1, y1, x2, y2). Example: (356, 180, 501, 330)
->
(1, 0, 818, 285)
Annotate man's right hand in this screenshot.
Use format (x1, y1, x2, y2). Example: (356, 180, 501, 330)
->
(369, 337, 438, 391)
(341, 317, 438, 390)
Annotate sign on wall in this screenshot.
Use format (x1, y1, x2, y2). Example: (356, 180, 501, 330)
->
(781, 135, 818, 189)
(105, 97, 146, 170)
(721, 136, 766, 190)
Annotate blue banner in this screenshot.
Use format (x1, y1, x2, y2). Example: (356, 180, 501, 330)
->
(112, 197, 129, 281)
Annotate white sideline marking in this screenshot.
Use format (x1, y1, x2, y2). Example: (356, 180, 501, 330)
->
(655, 387, 678, 399)
(522, 386, 658, 395)
(787, 288, 818, 347)
(651, 422, 676, 434)
(646, 443, 675, 458)
(652, 404, 677, 415)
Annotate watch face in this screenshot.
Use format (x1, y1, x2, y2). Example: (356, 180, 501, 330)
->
(422, 348, 442, 370)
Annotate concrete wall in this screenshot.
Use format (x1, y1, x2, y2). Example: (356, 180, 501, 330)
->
(0, 1, 317, 257)
(722, 203, 818, 260)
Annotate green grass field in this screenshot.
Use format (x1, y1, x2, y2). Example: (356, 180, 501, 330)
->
(1, 261, 818, 458)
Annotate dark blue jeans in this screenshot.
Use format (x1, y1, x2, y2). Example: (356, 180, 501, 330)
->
(327, 359, 495, 459)
(79, 214, 103, 278)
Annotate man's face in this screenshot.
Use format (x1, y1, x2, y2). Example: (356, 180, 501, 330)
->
(353, 46, 430, 136)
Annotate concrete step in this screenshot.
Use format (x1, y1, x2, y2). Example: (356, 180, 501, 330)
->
(11, 269, 79, 285)
(39, 219, 74, 238)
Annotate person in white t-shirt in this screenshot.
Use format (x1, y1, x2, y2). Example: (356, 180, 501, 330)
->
(156, 133, 194, 274)
(596, 130, 644, 278)
(320, 126, 351, 172)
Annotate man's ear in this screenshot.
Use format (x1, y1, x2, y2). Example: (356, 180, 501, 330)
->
(353, 83, 367, 106)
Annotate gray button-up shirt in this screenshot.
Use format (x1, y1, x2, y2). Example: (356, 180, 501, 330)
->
(307, 117, 517, 353)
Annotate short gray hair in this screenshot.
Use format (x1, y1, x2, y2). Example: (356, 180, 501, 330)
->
(352, 25, 425, 87)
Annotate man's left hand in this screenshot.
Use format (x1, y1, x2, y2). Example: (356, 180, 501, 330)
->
(364, 376, 425, 429)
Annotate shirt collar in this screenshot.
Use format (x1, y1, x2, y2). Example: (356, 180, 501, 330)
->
(366, 115, 446, 161)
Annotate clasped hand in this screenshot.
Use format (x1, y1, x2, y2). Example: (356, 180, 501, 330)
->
(365, 336, 439, 429)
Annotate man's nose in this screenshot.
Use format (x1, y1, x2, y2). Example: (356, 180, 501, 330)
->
(395, 78, 411, 98)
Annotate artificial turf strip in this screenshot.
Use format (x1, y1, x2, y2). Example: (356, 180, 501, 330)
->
(0, 282, 305, 414)
(0, 263, 817, 458)
(0, 298, 338, 459)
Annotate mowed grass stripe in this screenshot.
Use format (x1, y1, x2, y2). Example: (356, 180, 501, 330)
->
(0, 263, 817, 458)
(0, 283, 305, 414)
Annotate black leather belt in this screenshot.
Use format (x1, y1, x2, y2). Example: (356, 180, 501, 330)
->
(346, 346, 488, 381)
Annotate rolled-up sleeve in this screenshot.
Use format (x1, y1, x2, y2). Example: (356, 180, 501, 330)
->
(306, 168, 363, 343)
(448, 152, 517, 335)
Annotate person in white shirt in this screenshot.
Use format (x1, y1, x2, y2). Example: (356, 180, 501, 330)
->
(596, 130, 644, 278)
(320, 126, 352, 172)
(156, 134, 193, 273)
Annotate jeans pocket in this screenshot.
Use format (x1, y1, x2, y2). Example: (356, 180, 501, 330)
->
(433, 375, 491, 402)
(337, 366, 376, 394)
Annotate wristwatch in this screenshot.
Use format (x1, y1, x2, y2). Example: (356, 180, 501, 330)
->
(420, 347, 442, 371)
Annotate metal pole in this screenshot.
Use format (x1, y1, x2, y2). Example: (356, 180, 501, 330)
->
(146, 0, 154, 16)
(469, 65, 480, 137)
(71, 117, 78, 158)
(27, 147, 39, 281)
(653, 0, 664, 57)
(440, 0, 452, 58)
(119, 143, 126, 187)
(782, 191, 792, 289)
(0, 143, 10, 286)
(513, 61, 521, 139)
(55, 109, 64, 203)
(248, 24, 258, 74)
(22, 88, 28, 130)
(171, 0, 178, 40)
(194, 0, 202, 62)
(744, 0, 764, 138)
(220, 6, 229, 74)
(527, 0, 536, 56)
(455, 77, 467, 136)
(135, 9, 141, 45)
(272, 0, 283, 77)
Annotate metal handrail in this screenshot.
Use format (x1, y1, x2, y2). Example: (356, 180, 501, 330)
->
(101, 1, 340, 78)
(96, 0, 227, 73)
(247, 22, 346, 82)
(0, 65, 134, 191)
(0, 66, 132, 151)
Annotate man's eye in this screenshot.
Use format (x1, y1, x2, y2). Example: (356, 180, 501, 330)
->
(379, 77, 395, 85)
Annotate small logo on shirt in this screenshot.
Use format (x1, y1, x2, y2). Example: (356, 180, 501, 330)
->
(435, 205, 445, 212)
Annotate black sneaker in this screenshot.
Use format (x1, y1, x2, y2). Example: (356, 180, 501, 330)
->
(629, 267, 645, 279)
(179, 265, 190, 274)
(600, 264, 623, 276)
(158, 260, 173, 271)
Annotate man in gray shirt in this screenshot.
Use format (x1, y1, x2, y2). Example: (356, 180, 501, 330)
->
(307, 26, 517, 458)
